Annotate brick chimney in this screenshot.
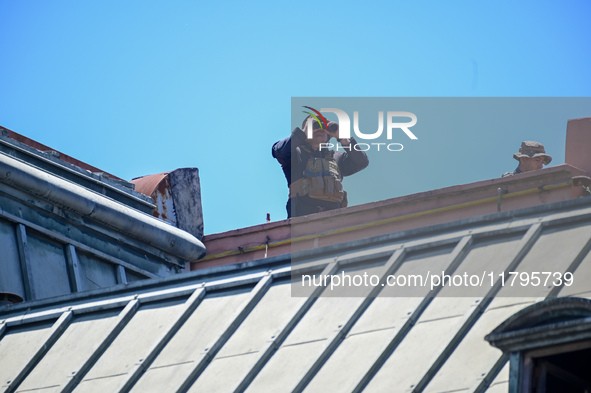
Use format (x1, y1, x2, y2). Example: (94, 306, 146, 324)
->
(565, 117, 591, 175)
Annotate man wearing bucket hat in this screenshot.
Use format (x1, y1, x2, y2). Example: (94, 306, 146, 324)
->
(502, 141, 552, 177)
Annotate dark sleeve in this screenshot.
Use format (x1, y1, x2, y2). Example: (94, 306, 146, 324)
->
(335, 137, 369, 177)
(272, 128, 308, 185)
(271, 127, 307, 166)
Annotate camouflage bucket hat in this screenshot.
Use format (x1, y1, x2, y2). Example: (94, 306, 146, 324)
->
(513, 141, 552, 165)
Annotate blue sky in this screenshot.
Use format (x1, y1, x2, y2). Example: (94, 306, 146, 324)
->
(1, 1, 590, 235)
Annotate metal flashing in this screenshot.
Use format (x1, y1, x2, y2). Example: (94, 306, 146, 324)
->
(0, 133, 154, 212)
(0, 151, 205, 261)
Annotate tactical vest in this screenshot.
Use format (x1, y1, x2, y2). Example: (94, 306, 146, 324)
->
(289, 149, 347, 206)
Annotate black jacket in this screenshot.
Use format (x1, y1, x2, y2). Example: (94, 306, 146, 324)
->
(272, 127, 369, 217)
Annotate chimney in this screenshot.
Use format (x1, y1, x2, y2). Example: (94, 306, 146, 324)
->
(565, 117, 591, 175)
(131, 168, 204, 240)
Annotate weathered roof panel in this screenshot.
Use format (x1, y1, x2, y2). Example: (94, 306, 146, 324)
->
(421, 302, 527, 393)
(17, 310, 121, 392)
(488, 364, 510, 393)
(0, 321, 56, 392)
(129, 288, 253, 392)
(1, 197, 591, 392)
(560, 248, 591, 298)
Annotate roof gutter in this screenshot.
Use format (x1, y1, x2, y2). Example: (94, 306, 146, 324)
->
(0, 152, 206, 261)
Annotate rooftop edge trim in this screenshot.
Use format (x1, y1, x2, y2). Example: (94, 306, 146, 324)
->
(197, 180, 573, 262)
(0, 132, 155, 209)
(0, 151, 205, 261)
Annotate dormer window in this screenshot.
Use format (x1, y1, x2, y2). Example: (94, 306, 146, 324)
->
(486, 297, 591, 393)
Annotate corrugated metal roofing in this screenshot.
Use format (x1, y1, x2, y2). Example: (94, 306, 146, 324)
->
(1, 197, 591, 392)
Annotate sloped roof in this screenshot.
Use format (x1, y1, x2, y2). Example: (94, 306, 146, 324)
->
(0, 134, 206, 304)
(0, 125, 150, 209)
(1, 196, 591, 392)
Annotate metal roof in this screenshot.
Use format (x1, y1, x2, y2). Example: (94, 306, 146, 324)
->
(1, 197, 591, 392)
(0, 126, 153, 212)
(0, 136, 205, 304)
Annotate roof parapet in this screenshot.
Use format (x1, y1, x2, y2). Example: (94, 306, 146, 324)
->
(196, 164, 590, 270)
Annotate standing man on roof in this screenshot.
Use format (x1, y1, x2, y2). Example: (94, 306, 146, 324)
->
(272, 115, 369, 218)
(502, 141, 552, 177)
